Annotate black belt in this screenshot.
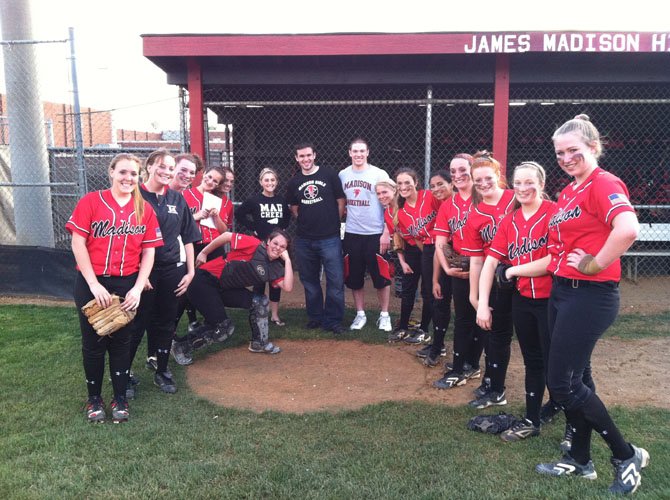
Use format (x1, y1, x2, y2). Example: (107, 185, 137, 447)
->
(553, 276, 619, 289)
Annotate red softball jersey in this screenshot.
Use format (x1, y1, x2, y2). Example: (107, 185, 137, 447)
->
(199, 233, 284, 288)
(182, 188, 233, 243)
(548, 168, 634, 282)
(461, 189, 515, 256)
(488, 200, 556, 299)
(434, 191, 473, 254)
(395, 190, 441, 246)
(66, 189, 163, 276)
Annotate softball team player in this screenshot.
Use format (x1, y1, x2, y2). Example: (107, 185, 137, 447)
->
(476, 162, 555, 441)
(417, 169, 453, 365)
(66, 153, 162, 423)
(128, 150, 201, 395)
(433, 154, 485, 387)
(534, 115, 649, 495)
(462, 152, 515, 409)
(235, 167, 291, 325)
(188, 230, 294, 354)
(388, 168, 441, 344)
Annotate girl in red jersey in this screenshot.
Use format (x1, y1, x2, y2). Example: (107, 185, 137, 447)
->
(462, 151, 515, 409)
(188, 230, 293, 354)
(182, 165, 233, 260)
(534, 116, 648, 495)
(66, 153, 163, 423)
(387, 168, 441, 344)
(476, 162, 555, 442)
(433, 154, 485, 387)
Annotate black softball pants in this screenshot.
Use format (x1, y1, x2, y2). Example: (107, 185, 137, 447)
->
(74, 272, 137, 400)
(512, 293, 548, 426)
(130, 264, 185, 375)
(486, 283, 514, 394)
(187, 269, 253, 325)
(399, 245, 434, 331)
(450, 276, 485, 373)
(547, 279, 632, 463)
(429, 269, 452, 359)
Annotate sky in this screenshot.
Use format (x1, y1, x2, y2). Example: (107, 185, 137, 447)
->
(2, 0, 668, 131)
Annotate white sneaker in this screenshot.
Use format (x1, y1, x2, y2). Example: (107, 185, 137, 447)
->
(377, 314, 392, 332)
(350, 313, 367, 330)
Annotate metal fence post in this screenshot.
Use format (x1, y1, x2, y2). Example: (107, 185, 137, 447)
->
(423, 85, 433, 187)
(68, 27, 87, 197)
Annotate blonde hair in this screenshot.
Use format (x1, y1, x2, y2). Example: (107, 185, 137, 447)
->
(552, 114, 603, 159)
(109, 153, 144, 222)
(375, 179, 399, 226)
(512, 161, 549, 210)
(259, 167, 279, 182)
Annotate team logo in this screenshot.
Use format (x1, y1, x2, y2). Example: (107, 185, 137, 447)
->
(256, 265, 266, 276)
(304, 184, 319, 199)
(354, 188, 361, 197)
(167, 204, 178, 214)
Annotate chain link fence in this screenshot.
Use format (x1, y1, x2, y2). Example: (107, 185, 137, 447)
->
(1, 39, 668, 297)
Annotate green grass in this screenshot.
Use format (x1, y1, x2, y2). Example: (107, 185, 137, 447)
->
(0, 304, 668, 499)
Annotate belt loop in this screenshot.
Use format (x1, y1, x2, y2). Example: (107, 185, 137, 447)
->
(571, 279, 579, 289)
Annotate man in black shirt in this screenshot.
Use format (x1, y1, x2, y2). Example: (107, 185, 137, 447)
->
(285, 143, 346, 333)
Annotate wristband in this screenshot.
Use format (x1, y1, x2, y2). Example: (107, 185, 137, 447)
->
(577, 254, 603, 275)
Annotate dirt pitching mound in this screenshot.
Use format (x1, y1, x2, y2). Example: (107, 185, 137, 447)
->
(187, 338, 670, 414)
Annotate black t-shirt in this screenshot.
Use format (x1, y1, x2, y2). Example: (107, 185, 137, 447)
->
(285, 166, 345, 239)
(140, 185, 201, 267)
(235, 193, 291, 240)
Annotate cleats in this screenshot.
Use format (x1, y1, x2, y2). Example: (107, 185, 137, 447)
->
(433, 370, 467, 389)
(248, 341, 282, 354)
(110, 396, 129, 423)
(86, 396, 106, 423)
(473, 377, 491, 399)
(469, 390, 507, 409)
(540, 400, 562, 425)
(416, 344, 447, 359)
(387, 328, 409, 343)
(403, 328, 431, 345)
(536, 455, 597, 480)
(608, 444, 649, 495)
(154, 371, 177, 394)
(500, 418, 540, 442)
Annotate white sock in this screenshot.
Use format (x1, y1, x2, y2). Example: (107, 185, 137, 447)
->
(357, 310, 365, 317)
(380, 311, 389, 317)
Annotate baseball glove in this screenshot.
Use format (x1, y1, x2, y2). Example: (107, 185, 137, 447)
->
(467, 412, 519, 434)
(81, 295, 136, 337)
(391, 232, 405, 253)
(494, 263, 515, 290)
(443, 242, 470, 271)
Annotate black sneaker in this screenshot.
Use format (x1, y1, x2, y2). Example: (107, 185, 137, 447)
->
(305, 320, 321, 329)
(110, 396, 129, 423)
(500, 418, 541, 442)
(463, 366, 481, 380)
(154, 371, 177, 394)
(416, 344, 447, 358)
(536, 455, 597, 480)
(323, 324, 344, 335)
(472, 376, 490, 399)
(469, 390, 507, 409)
(145, 355, 158, 372)
(403, 328, 431, 345)
(212, 319, 235, 343)
(540, 400, 562, 425)
(444, 361, 472, 371)
(387, 328, 409, 343)
(85, 396, 106, 423)
(422, 354, 440, 367)
(171, 340, 193, 366)
(433, 370, 468, 389)
(608, 444, 650, 495)
(560, 422, 574, 453)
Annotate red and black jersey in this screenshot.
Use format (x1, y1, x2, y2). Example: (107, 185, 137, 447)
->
(488, 200, 555, 299)
(182, 188, 233, 244)
(434, 192, 472, 254)
(395, 190, 441, 246)
(548, 168, 634, 282)
(199, 233, 285, 289)
(66, 190, 163, 276)
(461, 190, 515, 257)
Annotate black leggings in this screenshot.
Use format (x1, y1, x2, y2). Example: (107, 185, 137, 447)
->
(429, 270, 452, 358)
(187, 269, 253, 325)
(399, 245, 434, 331)
(512, 293, 547, 426)
(130, 264, 185, 375)
(486, 283, 514, 393)
(450, 276, 484, 373)
(547, 280, 631, 462)
(74, 272, 137, 400)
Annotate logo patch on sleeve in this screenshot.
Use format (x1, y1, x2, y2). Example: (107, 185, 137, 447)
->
(608, 193, 630, 206)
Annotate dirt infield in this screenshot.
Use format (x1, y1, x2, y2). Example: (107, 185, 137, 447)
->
(3, 275, 668, 414)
